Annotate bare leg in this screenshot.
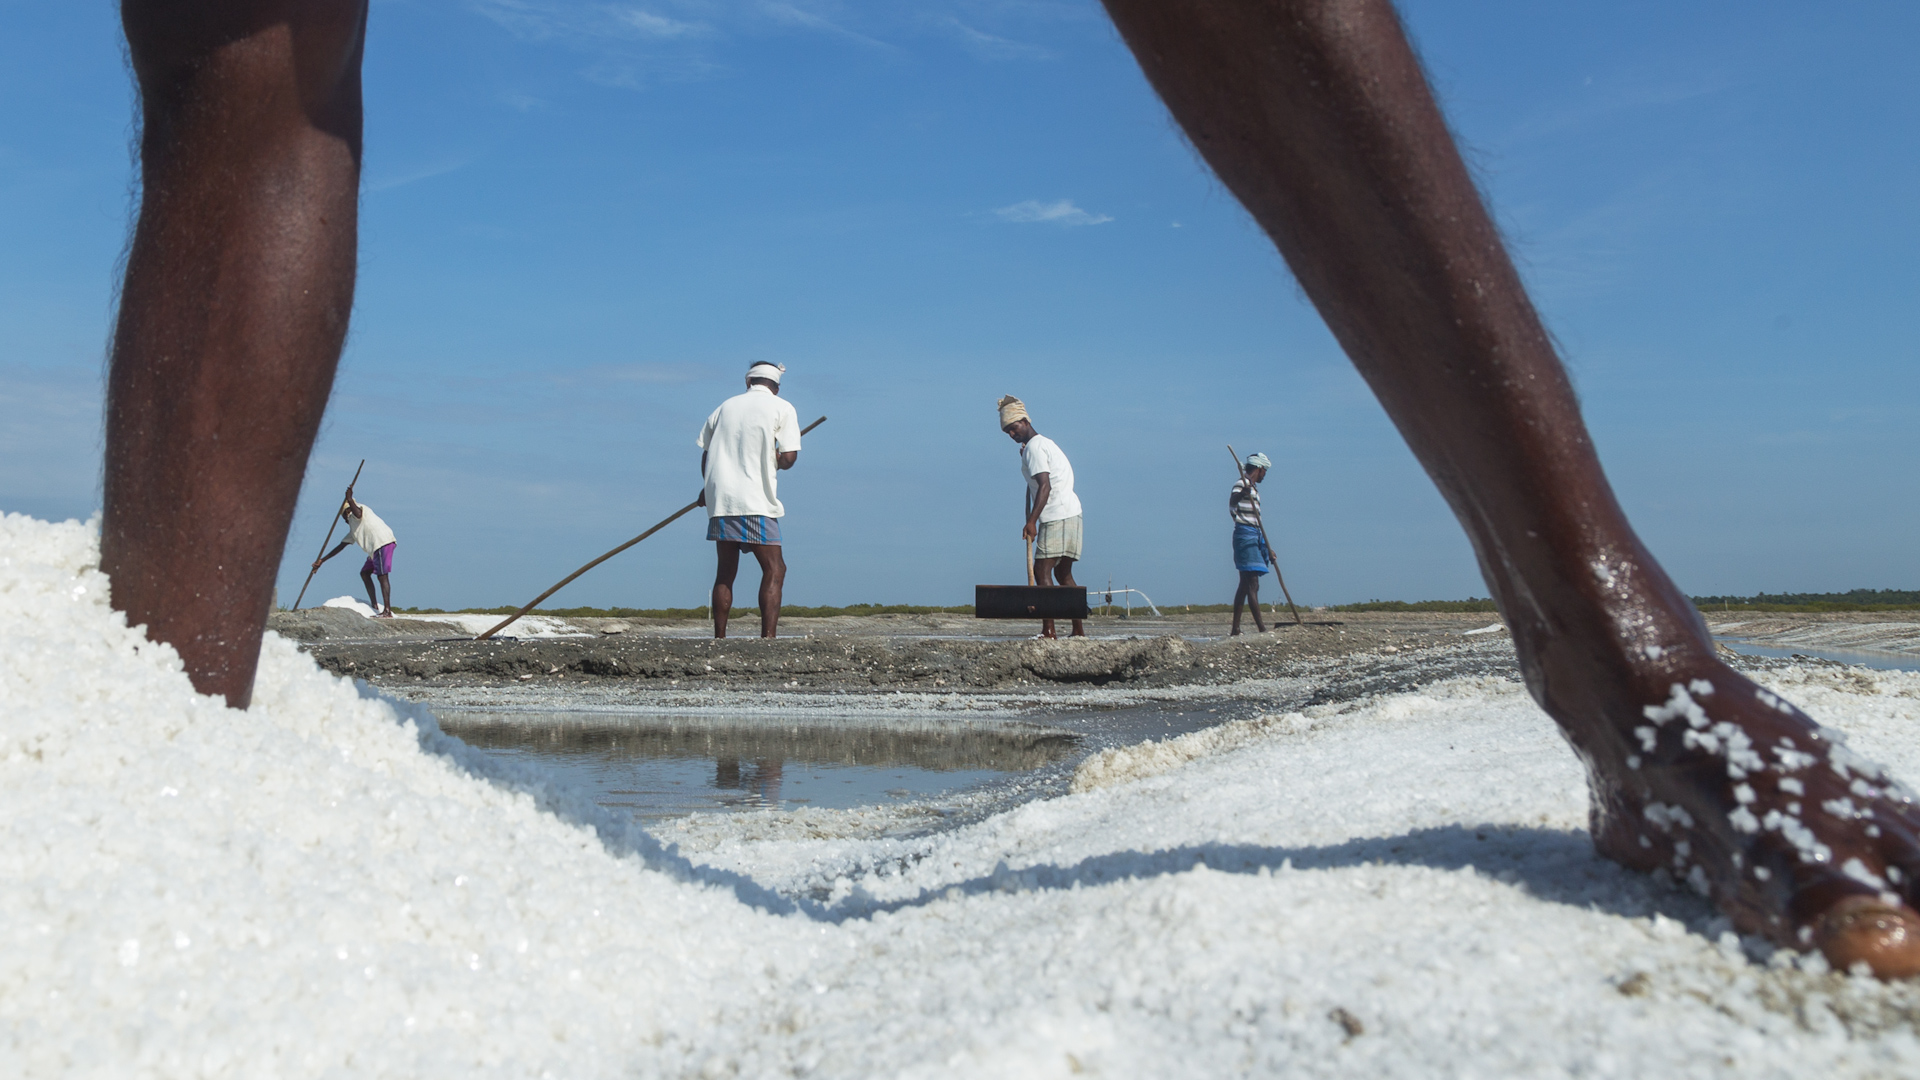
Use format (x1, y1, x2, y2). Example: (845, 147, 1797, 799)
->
(360, 567, 377, 611)
(1233, 570, 1267, 635)
(1052, 558, 1086, 637)
(104, 0, 368, 708)
(712, 541, 742, 638)
(746, 543, 786, 638)
(376, 572, 392, 615)
(1034, 556, 1059, 639)
(1102, 0, 1920, 975)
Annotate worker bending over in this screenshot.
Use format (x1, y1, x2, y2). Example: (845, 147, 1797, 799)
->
(312, 487, 397, 617)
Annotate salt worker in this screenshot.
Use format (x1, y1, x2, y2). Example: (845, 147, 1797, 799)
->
(100, 0, 1920, 976)
(697, 362, 802, 639)
(998, 395, 1085, 639)
(1230, 452, 1274, 636)
(310, 487, 397, 618)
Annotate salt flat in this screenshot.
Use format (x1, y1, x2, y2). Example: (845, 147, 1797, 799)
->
(7, 512, 1920, 1077)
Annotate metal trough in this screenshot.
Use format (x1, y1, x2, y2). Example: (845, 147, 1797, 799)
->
(974, 584, 1090, 620)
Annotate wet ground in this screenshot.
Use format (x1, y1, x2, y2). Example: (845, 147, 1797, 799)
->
(267, 607, 1920, 828)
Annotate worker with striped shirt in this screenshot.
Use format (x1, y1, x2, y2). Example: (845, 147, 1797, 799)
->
(1229, 452, 1274, 635)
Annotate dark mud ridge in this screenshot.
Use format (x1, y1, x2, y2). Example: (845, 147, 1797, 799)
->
(302, 623, 1472, 693)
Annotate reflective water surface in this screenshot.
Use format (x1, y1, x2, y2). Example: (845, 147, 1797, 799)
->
(1716, 639, 1920, 673)
(440, 711, 1080, 820)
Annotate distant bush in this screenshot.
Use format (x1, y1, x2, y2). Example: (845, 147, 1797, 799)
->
(1690, 589, 1920, 612)
(1328, 598, 1500, 613)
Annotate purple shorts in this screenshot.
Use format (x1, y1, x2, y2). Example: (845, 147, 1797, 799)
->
(361, 542, 395, 576)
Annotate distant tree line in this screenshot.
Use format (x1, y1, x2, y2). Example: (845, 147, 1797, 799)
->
(1688, 589, 1920, 612)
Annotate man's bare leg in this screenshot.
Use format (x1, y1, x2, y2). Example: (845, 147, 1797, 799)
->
(1034, 556, 1059, 639)
(1233, 570, 1267, 635)
(1102, 0, 1920, 975)
(748, 543, 785, 638)
(1052, 557, 1086, 637)
(712, 541, 742, 638)
(104, 1, 368, 708)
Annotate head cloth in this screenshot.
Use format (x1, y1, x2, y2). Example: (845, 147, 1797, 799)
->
(747, 362, 786, 385)
(1245, 452, 1272, 471)
(997, 395, 1029, 431)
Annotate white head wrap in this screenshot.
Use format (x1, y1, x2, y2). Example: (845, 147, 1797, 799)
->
(1245, 452, 1272, 471)
(746, 362, 786, 385)
(997, 395, 1029, 430)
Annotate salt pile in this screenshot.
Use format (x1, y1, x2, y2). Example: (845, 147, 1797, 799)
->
(6, 511, 1920, 1076)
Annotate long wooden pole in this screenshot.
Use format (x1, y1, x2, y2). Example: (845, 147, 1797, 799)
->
(291, 459, 365, 611)
(477, 416, 827, 640)
(1227, 444, 1302, 625)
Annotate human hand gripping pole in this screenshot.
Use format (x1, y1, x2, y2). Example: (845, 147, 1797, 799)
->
(476, 416, 827, 640)
(1227, 443, 1302, 625)
(290, 459, 365, 611)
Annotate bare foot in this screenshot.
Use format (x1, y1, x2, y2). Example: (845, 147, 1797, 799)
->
(1565, 651, 1920, 976)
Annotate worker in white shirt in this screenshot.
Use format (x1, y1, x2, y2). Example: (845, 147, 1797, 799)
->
(697, 362, 803, 638)
(998, 394, 1085, 639)
(311, 486, 398, 617)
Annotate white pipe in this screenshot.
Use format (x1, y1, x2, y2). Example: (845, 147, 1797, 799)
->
(1096, 588, 1162, 617)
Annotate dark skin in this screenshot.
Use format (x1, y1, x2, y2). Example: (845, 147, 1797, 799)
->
(104, 0, 366, 708)
(1100, 0, 1920, 975)
(310, 489, 392, 616)
(1004, 417, 1085, 639)
(1231, 464, 1269, 635)
(105, 0, 1920, 974)
(699, 376, 798, 639)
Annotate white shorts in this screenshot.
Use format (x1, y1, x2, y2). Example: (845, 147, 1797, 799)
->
(1034, 515, 1082, 560)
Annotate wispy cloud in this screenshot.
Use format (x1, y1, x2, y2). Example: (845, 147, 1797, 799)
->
(756, 1, 895, 51)
(936, 16, 1049, 61)
(469, 1, 709, 42)
(992, 198, 1112, 226)
(464, 1, 1079, 87)
(614, 8, 704, 37)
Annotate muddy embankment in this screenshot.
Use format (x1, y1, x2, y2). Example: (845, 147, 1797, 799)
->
(270, 609, 1506, 694)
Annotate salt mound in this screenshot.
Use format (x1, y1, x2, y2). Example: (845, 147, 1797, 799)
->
(8, 511, 1920, 1076)
(322, 594, 379, 617)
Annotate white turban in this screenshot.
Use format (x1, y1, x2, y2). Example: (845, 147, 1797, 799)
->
(746, 362, 786, 385)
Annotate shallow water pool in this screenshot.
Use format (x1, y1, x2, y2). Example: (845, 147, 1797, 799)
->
(1716, 638, 1920, 673)
(438, 711, 1079, 820)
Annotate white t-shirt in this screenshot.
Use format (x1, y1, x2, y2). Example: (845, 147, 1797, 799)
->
(1020, 433, 1081, 523)
(696, 386, 803, 518)
(345, 504, 396, 554)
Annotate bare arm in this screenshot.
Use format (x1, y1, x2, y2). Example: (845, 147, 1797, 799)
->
(312, 539, 351, 570)
(1025, 473, 1050, 542)
(777, 450, 798, 471)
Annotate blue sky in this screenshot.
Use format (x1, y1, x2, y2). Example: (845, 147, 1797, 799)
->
(2, 1, 1916, 610)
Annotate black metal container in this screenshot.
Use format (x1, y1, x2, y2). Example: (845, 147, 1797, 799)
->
(974, 585, 1090, 620)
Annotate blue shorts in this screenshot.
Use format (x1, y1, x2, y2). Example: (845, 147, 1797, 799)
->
(707, 515, 782, 545)
(1233, 524, 1269, 574)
